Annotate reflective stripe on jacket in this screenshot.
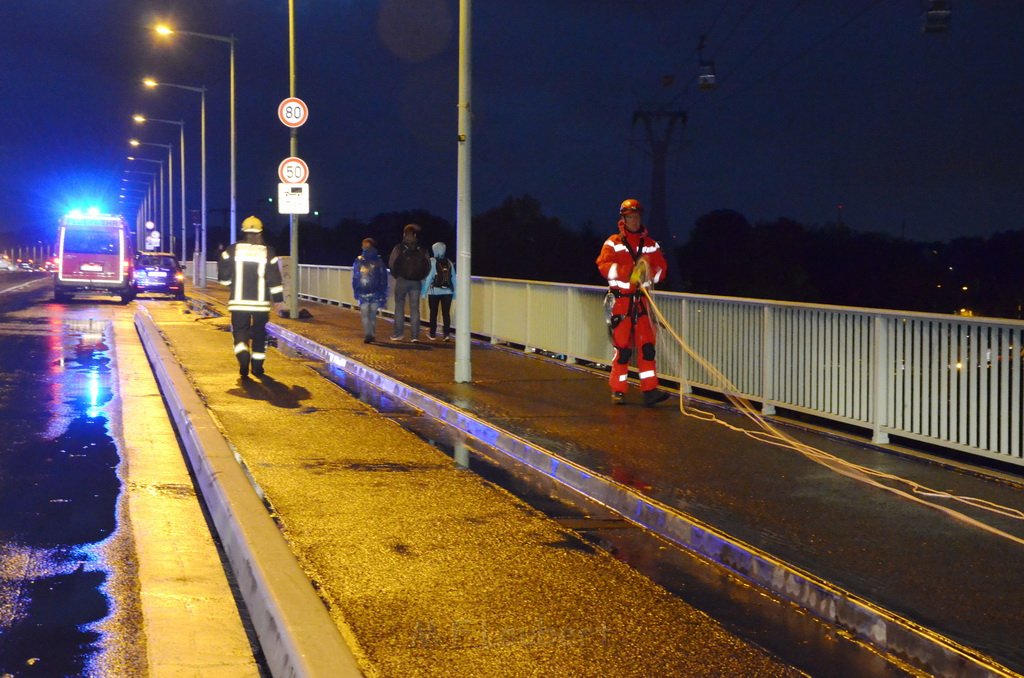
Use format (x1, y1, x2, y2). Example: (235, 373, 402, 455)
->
(218, 242, 285, 312)
(595, 220, 668, 295)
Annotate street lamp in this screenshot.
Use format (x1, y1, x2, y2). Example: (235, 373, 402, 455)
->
(143, 77, 207, 286)
(129, 140, 172, 252)
(154, 24, 237, 245)
(134, 115, 186, 260)
(121, 175, 155, 240)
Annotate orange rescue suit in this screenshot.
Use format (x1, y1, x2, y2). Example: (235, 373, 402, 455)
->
(595, 220, 669, 394)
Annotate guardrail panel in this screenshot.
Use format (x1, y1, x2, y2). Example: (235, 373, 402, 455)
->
(288, 266, 1024, 465)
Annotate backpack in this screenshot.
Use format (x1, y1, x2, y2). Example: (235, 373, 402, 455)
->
(356, 258, 375, 292)
(393, 244, 430, 280)
(432, 258, 453, 289)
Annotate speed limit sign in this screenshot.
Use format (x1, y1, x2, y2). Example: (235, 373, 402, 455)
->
(278, 156, 309, 184)
(278, 97, 309, 128)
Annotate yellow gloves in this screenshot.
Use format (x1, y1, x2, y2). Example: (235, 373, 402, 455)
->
(629, 258, 649, 286)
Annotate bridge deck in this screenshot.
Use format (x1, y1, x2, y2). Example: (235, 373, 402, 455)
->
(147, 285, 1024, 676)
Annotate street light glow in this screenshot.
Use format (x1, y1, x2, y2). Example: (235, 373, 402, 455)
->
(129, 139, 140, 147)
(154, 24, 174, 36)
(133, 114, 146, 123)
(143, 78, 158, 88)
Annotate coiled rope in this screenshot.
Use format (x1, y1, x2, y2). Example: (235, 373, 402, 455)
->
(641, 287, 1024, 548)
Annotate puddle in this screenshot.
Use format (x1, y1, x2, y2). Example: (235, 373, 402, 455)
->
(0, 317, 131, 676)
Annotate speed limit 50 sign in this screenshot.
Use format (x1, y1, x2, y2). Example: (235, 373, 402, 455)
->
(278, 97, 309, 128)
(278, 156, 309, 184)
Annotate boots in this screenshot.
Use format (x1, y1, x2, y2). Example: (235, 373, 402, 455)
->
(251, 359, 265, 377)
(238, 353, 250, 378)
(643, 389, 670, 407)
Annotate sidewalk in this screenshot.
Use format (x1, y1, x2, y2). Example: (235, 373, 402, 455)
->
(190, 283, 1024, 676)
(141, 294, 801, 677)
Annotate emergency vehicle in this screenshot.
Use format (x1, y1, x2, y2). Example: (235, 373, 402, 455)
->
(54, 210, 136, 303)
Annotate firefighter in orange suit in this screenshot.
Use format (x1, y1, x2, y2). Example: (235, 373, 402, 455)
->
(595, 198, 670, 406)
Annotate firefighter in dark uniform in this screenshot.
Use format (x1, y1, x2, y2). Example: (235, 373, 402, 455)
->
(217, 216, 284, 378)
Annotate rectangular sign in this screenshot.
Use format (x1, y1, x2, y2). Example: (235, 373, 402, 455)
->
(277, 183, 310, 215)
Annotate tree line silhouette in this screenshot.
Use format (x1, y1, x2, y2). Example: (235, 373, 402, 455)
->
(210, 195, 1023, 321)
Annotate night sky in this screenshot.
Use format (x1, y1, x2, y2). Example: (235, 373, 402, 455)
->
(2, 1, 1022, 248)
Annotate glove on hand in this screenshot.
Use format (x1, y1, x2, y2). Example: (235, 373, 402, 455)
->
(629, 258, 649, 286)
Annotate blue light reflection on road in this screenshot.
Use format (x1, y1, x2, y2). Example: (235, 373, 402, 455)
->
(0, 315, 122, 677)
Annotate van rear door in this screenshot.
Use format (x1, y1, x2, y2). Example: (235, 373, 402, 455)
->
(59, 225, 124, 284)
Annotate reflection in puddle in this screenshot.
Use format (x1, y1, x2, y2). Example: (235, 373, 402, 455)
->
(0, 317, 126, 676)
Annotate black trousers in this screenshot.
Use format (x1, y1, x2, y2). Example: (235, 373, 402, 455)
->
(428, 294, 453, 337)
(231, 311, 269, 365)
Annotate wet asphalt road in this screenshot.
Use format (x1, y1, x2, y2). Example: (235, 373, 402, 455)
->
(0, 276, 144, 676)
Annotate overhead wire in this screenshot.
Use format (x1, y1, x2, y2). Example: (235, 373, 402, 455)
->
(715, 0, 808, 86)
(694, 0, 892, 117)
(639, 286, 1024, 549)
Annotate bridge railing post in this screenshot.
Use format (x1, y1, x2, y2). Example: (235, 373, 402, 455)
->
(871, 313, 890, 444)
(761, 305, 776, 415)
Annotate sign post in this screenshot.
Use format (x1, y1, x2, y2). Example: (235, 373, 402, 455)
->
(279, 95, 308, 318)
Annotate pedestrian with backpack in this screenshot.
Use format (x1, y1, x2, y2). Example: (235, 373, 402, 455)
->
(421, 241, 456, 341)
(351, 237, 389, 343)
(387, 223, 431, 342)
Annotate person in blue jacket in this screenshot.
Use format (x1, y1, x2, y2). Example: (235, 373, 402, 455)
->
(352, 237, 389, 343)
(421, 242, 456, 341)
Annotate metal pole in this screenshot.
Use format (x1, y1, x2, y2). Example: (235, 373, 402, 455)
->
(180, 125, 186, 262)
(287, 0, 299, 319)
(454, 0, 473, 383)
(199, 88, 207, 288)
(167, 145, 173, 252)
(159, 161, 165, 249)
(230, 37, 237, 245)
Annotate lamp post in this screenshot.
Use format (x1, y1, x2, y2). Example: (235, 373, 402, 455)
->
(455, 0, 473, 382)
(133, 116, 185, 259)
(144, 78, 207, 286)
(154, 25, 237, 245)
(121, 176, 154, 244)
(120, 179, 151, 237)
(129, 141, 172, 252)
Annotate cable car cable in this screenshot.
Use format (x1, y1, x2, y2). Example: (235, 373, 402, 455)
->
(694, 0, 890, 117)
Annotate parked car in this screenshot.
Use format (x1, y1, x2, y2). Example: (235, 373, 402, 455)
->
(133, 252, 185, 300)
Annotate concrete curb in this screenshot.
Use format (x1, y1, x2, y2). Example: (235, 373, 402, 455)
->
(134, 306, 363, 678)
(270, 321, 1016, 678)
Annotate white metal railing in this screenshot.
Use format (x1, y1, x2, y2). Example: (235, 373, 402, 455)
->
(226, 262, 1023, 467)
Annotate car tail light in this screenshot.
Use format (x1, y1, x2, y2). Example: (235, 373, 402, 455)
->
(175, 272, 184, 281)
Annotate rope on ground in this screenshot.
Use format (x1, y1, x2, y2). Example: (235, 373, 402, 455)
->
(641, 287, 1024, 548)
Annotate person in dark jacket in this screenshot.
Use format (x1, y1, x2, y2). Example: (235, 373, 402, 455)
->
(352, 237, 389, 343)
(387, 223, 430, 342)
(217, 215, 284, 378)
(421, 241, 456, 341)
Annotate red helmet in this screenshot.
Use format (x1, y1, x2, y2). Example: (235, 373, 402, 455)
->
(619, 198, 643, 215)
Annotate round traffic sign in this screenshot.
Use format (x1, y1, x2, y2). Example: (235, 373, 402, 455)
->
(278, 97, 309, 128)
(278, 157, 309, 184)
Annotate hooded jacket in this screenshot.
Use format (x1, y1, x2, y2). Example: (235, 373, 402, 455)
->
(352, 245, 389, 306)
(422, 242, 456, 297)
(595, 220, 668, 295)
